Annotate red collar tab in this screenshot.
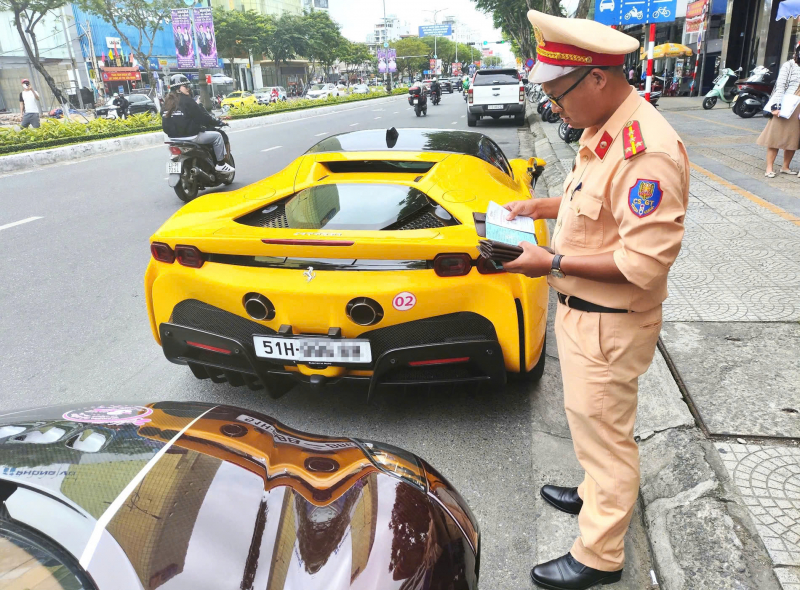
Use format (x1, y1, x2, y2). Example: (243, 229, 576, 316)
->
(623, 120, 646, 160)
(536, 42, 627, 68)
(594, 131, 613, 159)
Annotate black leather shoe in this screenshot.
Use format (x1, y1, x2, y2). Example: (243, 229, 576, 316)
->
(530, 552, 622, 589)
(540, 485, 583, 515)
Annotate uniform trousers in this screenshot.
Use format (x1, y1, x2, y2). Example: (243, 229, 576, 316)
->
(554, 301, 662, 571)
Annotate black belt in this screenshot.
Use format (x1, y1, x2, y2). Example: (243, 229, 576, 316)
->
(557, 292, 629, 314)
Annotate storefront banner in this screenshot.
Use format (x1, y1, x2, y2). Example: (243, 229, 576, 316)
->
(101, 68, 142, 82)
(171, 9, 195, 68)
(193, 8, 218, 68)
(387, 48, 397, 73)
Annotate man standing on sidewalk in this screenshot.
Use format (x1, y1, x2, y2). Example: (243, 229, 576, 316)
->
(503, 10, 689, 590)
(19, 79, 41, 129)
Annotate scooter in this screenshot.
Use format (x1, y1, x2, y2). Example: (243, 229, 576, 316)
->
(165, 121, 235, 202)
(541, 101, 560, 123)
(558, 121, 583, 143)
(703, 67, 742, 109)
(732, 65, 775, 118)
(408, 87, 428, 117)
(537, 94, 550, 114)
(431, 89, 441, 106)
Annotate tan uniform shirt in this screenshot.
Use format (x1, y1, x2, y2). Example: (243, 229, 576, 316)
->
(548, 87, 689, 312)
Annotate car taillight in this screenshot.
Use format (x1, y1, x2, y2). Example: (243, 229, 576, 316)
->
(477, 256, 505, 274)
(519, 86, 525, 101)
(468, 88, 473, 104)
(150, 242, 175, 263)
(433, 253, 472, 277)
(169, 146, 182, 156)
(175, 245, 204, 268)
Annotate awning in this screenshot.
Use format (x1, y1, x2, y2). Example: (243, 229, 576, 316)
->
(777, 0, 800, 20)
(100, 68, 141, 82)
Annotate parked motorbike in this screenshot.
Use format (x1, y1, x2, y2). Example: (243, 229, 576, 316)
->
(408, 87, 428, 117)
(637, 89, 662, 107)
(703, 67, 742, 109)
(541, 101, 560, 123)
(732, 65, 775, 118)
(537, 94, 550, 114)
(558, 121, 583, 143)
(165, 122, 235, 202)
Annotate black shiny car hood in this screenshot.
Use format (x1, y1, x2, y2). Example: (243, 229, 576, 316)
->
(0, 402, 479, 590)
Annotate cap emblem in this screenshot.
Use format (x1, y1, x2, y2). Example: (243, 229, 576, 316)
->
(533, 24, 546, 47)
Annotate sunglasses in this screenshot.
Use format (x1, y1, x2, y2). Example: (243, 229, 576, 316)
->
(545, 67, 607, 109)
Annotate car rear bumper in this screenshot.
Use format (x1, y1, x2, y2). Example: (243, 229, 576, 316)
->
(159, 301, 507, 397)
(468, 103, 525, 115)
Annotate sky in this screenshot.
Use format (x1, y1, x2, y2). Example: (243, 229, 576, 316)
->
(329, 0, 516, 65)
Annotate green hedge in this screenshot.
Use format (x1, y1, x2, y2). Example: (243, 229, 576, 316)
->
(0, 89, 408, 156)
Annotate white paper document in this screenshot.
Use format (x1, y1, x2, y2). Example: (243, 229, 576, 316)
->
(486, 201, 535, 233)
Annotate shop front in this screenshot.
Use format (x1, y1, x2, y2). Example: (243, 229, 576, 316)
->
(100, 67, 142, 95)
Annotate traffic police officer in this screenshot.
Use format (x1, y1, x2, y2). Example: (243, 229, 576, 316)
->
(503, 10, 689, 590)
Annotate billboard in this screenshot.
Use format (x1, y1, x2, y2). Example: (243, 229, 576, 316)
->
(171, 9, 195, 68)
(388, 48, 396, 73)
(418, 24, 452, 37)
(593, 0, 677, 26)
(193, 8, 218, 68)
(452, 62, 462, 75)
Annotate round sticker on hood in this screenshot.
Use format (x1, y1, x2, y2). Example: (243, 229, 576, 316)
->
(63, 405, 153, 425)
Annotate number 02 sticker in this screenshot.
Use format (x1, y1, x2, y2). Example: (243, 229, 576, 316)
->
(392, 292, 416, 311)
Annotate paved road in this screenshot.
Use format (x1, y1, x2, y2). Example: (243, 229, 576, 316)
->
(0, 92, 542, 586)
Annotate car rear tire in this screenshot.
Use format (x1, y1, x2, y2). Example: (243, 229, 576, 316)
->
(516, 112, 526, 126)
(509, 335, 547, 384)
(467, 112, 477, 127)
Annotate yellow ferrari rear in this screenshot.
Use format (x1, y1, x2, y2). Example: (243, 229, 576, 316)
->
(146, 129, 550, 398)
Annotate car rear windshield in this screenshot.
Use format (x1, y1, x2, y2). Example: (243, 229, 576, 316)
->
(236, 184, 456, 231)
(473, 70, 520, 86)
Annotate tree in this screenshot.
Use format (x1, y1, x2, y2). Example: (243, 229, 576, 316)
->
(213, 8, 262, 89)
(76, 0, 184, 93)
(484, 55, 503, 67)
(0, 0, 69, 105)
(391, 37, 431, 80)
(259, 13, 307, 84)
(472, 0, 562, 61)
(302, 10, 344, 80)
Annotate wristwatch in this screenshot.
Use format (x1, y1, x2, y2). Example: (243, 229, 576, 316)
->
(550, 254, 565, 279)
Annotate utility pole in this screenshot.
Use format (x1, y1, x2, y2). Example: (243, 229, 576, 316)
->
(382, 0, 392, 91)
(423, 7, 448, 76)
(60, 6, 84, 109)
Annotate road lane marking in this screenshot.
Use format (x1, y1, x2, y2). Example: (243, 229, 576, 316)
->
(314, 132, 329, 136)
(690, 162, 800, 227)
(452, 121, 458, 124)
(461, 115, 465, 118)
(0, 217, 42, 232)
(261, 145, 282, 152)
(374, 116, 381, 119)
(79, 406, 218, 568)
(350, 123, 359, 126)
(393, 111, 399, 114)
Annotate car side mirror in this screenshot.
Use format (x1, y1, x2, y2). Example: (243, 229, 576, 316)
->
(527, 157, 546, 187)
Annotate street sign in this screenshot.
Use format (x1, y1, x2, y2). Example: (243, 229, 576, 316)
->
(594, 0, 677, 26)
(483, 41, 488, 45)
(418, 24, 452, 37)
(383, 42, 389, 48)
(525, 58, 535, 69)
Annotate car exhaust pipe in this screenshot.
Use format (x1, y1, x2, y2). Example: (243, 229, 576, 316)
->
(243, 293, 275, 321)
(346, 297, 384, 326)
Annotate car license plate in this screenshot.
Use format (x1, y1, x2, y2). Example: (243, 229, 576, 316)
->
(167, 161, 182, 174)
(253, 336, 371, 363)
(488, 104, 504, 110)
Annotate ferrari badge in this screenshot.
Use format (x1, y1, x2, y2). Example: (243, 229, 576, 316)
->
(622, 121, 646, 159)
(628, 180, 662, 218)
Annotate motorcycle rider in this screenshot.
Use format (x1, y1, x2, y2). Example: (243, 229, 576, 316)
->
(162, 74, 234, 173)
(430, 77, 442, 103)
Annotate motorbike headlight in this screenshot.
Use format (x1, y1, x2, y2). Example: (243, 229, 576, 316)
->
(354, 439, 427, 491)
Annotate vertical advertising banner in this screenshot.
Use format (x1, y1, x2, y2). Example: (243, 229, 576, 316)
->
(193, 8, 217, 68)
(387, 48, 397, 73)
(452, 62, 462, 75)
(171, 9, 195, 68)
(378, 48, 387, 74)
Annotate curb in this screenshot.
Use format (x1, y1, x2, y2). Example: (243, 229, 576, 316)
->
(0, 95, 405, 174)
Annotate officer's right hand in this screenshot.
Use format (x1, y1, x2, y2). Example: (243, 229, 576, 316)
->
(772, 109, 780, 117)
(504, 199, 538, 221)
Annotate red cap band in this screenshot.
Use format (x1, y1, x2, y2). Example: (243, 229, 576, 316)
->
(536, 42, 626, 67)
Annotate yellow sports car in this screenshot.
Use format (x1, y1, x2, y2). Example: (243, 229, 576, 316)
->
(220, 90, 257, 110)
(145, 128, 550, 398)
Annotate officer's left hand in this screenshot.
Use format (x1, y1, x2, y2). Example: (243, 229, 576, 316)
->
(502, 241, 555, 278)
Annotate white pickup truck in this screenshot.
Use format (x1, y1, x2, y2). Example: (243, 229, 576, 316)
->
(467, 69, 527, 127)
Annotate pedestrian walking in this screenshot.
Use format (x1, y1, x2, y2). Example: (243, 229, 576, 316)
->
(756, 45, 800, 177)
(628, 66, 635, 83)
(19, 79, 41, 128)
(503, 10, 689, 590)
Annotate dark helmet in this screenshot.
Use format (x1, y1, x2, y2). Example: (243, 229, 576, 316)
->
(169, 74, 190, 91)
